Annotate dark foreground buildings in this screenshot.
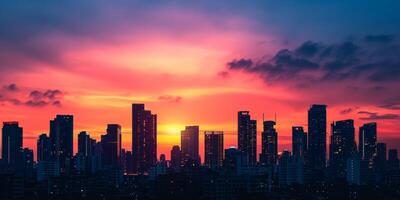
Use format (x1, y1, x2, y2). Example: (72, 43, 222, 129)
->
(1, 104, 400, 199)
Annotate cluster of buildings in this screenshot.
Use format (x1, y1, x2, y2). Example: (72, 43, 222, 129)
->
(0, 104, 399, 199)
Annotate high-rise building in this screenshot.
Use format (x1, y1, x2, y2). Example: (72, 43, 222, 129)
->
(374, 143, 387, 172)
(359, 122, 377, 162)
(37, 133, 53, 162)
(388, 149, 399, 171)
(329, 119, 356, 178)
(21, 148, 34, 178)
(223, 147, 247, 173)
(170, 145, 181, 172)
(50, 115, 73, 173)
(2, 122, 23, 165)
(260, 120, 278, 165)
(292, 126, 307, 158)
(181, 126, 200, 165)
(278, 150, 305, 185)
(238, 111, 257, 165)
(307, 104, 327, 175)
(78, 131, 93, 157)
(101, 124, 122, 167)
(132, 104, 157, 173)
(204, 131, 224, 168)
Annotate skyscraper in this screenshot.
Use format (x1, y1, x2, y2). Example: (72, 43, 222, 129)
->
(181, 126, 200, 165)
(260, 120, 278, 165)
(204, 131, 224, 168)
(388, 149, 399, 171)
(359, 122, 377, 162)
(132, 104, 157, 173)
(329, 119, 356, 178)
(101, 124, 122, 167)
(307, 104, 327, 176)
(292, 126, 307, 158)
(2, 122, 23, 165)
(50, 115, 73, 173)
(78, 131, 92, 157)
(170, 145, 181, 172)
(37, 133, 52, 162)
(238, 111, 257, 165)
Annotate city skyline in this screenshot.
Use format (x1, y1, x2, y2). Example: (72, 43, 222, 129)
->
(1, 103, 396, 162)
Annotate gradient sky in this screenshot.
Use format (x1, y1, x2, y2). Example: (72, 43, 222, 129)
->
(1, 1, 400, 160)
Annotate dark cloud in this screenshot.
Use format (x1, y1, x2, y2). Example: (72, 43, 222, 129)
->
(358, 111, 399, 120)
(227, 36, 400, 85)
(227, 59, 253, 70)
(364, 34, 395, 43)
(0, 83, 63, 107)
(158, 95, 182, 103)
(3, 83, 18, 92)
(294, 41, 323, 57)
(340, 107, 357, 115)
(379, 103, 400, 110)
(217, 71, 230, 78)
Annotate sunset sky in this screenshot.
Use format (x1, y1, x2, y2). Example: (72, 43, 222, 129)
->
(1, 1, 400, 160)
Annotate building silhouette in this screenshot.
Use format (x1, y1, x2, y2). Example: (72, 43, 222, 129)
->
(204, 131, 224, 168)
(374, 142, 387, 181)
(2, 122, 23, 165)
(181, 126, 200, 165)
(292, 126, 307, 158)
(101, 124, 122, 168)
(238, 111, 257, 165)
(307, 104, 327, 178)
(170, 145, 181, 172)
(359, 122, 377, 163)
(329, 119, 356, 178)
(50, 115, 73, 174)
(37, 133, 52, 162)
(388, 149, 400, 171)
(132, 104, 157, 173)
(78, 131, 95, 157)
(260, 120, 278, 165)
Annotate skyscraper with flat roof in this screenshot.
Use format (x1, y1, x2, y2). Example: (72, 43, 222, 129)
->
(238, 111, 257, 165)
(50, 115, 73, 173)
(181, 126, 200, 165)
(307, 104, 327, 177)
(204, 131, 224, 168)
(260, 120, 278, 165)
(37, 133, 52, 162)
(2, 122, 23, 165)
(329, 119, 356, 178)
(359, 122, 377, 162)
(101, 124, 122, 167)
(132, 104, 157, 173)
(170, 145, 181, 172)
(292, 126, 307, 158)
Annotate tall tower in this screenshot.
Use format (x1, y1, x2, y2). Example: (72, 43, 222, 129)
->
(132, 104, 157, 173)
(204, 131, 224, 168)
(260, 120, 278, 165)
(37, 133, 52, 162)
(170, 145, 181, 171)
(292, 126, 307, 158)
(238, 111, 257, 165)
(101, 124, 122, 167)
(49, 115, 73, 173)
(181, 126, 200, 165)
(2, 122, 23, 165)
(307, 105, 327, 175)
(329, 119, 356, 178)
(359, 122, 377, 162)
